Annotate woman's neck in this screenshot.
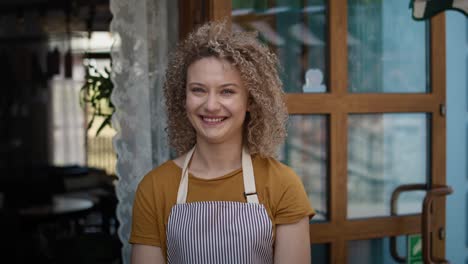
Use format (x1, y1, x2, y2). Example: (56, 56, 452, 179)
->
(189, 140, 243, 179)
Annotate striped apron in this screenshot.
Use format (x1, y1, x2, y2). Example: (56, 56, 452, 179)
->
(166, 147, 274, 264)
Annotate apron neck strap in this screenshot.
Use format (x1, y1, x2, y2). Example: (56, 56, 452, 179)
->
(241, 146, 259, 203)
(176, 147, 195, 204)
(176, 146, 259, 204)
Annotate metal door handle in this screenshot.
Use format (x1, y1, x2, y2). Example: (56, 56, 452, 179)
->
(390, 184, 452, 263)
(390, 184, 427, 263)
(422, 186, 453, 264)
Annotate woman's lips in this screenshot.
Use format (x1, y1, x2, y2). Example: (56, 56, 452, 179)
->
(200, 115, 227, 125)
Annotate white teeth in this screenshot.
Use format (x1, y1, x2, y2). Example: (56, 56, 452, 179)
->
(203, 117, 224, 122)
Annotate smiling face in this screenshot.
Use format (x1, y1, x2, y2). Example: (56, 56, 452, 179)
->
(185, 57, 249, 146)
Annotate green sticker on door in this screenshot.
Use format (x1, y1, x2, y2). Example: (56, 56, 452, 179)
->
(407, 234, 423, 264)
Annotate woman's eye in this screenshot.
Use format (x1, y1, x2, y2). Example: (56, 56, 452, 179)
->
(191, 87, 205, 93)
(221, 89, 235, 95)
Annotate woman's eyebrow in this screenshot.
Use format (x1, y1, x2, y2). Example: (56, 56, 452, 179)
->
(219, 83, 239, 88)
(187, 82, 205, 86)
(187, 82, 240, 88)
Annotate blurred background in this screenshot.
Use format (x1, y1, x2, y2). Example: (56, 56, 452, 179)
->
(0, 0, 121, 263)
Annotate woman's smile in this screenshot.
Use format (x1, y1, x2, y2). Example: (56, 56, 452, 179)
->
(200, 115, 227, 125)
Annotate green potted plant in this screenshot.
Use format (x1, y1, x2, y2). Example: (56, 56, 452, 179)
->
(79, 62, 115, 136)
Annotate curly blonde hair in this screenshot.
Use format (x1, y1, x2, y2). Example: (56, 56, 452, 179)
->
(164, 20, 288, 157)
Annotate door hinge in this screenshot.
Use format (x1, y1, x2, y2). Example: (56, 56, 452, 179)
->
(439, 227, 446, 240)
(440, 104, 446, 117)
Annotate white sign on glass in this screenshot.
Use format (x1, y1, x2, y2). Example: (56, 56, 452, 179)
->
(302, 68, 326, 93)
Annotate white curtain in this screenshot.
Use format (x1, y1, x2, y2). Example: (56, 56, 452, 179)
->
(51, 55, 86, 167)
(109, 0, 178, 262)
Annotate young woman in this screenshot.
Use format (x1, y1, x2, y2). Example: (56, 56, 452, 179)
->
(130, 20, 315, 264)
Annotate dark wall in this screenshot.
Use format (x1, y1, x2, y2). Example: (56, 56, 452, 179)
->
(0, 12, 52, 175)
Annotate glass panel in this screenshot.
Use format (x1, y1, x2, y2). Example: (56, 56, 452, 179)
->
(232, 0, 327, 93)
(279, 115, 328, 222)
(348, 114, 428, 219)
(312, 243, 329, 263)
(348, 236, 407, 264)
(348, 0, 429, 93)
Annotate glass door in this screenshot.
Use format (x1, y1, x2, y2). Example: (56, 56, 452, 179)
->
(180, 0, 450, 262)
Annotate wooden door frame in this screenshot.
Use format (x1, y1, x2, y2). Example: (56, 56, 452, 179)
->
(179, 1, 447, 262)
(178, 0, 232, 40)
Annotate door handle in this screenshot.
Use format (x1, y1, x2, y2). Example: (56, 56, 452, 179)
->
(389, 184, 452, 263)
(422, 185, 453, 264)
(390, 184, 427, 263)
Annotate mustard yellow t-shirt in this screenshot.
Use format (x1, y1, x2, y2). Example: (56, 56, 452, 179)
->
(129, 155, 315, 259)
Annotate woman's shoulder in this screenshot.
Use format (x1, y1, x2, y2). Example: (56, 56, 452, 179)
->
(252, 155, 298, 183)
(137, 160, 182, 190)
(151, 159, 182, 176)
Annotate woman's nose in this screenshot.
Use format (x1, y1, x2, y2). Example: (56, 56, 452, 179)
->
(205, 93, 221, 112)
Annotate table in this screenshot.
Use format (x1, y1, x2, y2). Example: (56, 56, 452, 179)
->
(16, 194, 96, 260)
(18, 194, 94, 218)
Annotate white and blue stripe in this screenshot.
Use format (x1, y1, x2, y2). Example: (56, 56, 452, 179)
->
(166, 201, 273, 264)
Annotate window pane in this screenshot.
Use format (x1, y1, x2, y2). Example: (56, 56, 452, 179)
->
(312, 243, 329, 263)
(348, 114, 428, 219)
(348, 0, 429, 93)
(232, 0, 327, 93)
(279, 115, 328, 222)
(348, 236, 407, 264)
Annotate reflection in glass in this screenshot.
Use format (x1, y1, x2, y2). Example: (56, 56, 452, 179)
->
(349, 236, 407, 264)
(232, 0, 327, 93)
(279, 115, 328, 221)
(348, 114, 428, 219)
(348, 0, 429, 93)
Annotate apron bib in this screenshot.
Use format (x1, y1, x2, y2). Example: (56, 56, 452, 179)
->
(166, 147, 274, 264)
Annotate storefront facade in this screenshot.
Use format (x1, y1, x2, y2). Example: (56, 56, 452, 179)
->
(110, 1, 467, 263)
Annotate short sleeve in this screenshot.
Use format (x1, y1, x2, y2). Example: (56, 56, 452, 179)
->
(274, 169, 315, 225)
(129, 174, 161, 247)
